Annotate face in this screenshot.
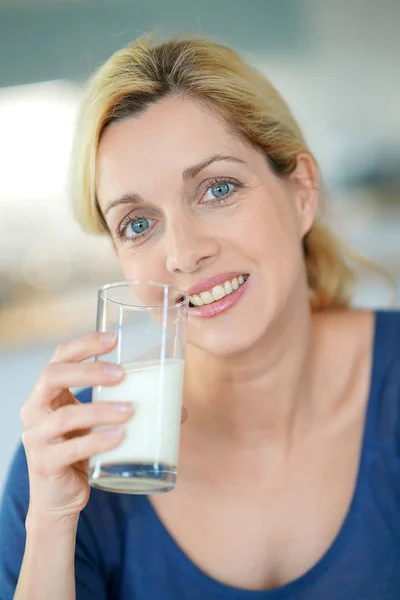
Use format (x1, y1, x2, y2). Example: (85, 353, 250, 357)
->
(96, 96, 318, 356)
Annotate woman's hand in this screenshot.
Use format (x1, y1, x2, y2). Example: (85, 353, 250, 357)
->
(20, 332, 132, 522)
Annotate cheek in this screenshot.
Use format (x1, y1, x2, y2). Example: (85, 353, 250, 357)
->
(116, 247, 166, 282)
(233, 195, 300, 260)
(235, 197, 305, 296)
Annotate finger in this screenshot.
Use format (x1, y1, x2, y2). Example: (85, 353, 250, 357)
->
(51, 332, 118, 364)
(40, 402, 134, 442)
(31, 361, 125, 408)
(20, 388, 78, 430)
(35, 427, 126, 476)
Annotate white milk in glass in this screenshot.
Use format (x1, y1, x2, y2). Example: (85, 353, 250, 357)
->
(89, 358, 185, 492)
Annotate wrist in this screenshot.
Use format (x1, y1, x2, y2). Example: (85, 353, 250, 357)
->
(26, 507, 80, 536)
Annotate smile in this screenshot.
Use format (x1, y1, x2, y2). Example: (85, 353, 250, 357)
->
(188, 274, 249, 307)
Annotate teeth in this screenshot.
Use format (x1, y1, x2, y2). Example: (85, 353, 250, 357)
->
(212, 285, 225, 301)
(200, 291, 214, 304)
(224, 280, 233, 295)
(189, 275, 248, 307)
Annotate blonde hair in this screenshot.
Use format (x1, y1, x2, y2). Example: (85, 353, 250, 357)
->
(70, 34, 356, 310)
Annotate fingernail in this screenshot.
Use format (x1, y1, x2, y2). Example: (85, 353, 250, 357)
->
(114, 402, 134, 413)
(104, 363, 124, 377)
(181, 406, 188, 423)
(105, 426, 124, 438)
(101, 332, 117, 344)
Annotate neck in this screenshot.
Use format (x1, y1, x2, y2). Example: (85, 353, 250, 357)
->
(185, 299, 318, 447)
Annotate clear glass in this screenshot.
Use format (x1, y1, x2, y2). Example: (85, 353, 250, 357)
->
(88, 280, 188, 494)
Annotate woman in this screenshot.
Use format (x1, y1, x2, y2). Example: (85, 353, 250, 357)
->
(1, 35, 399, 600)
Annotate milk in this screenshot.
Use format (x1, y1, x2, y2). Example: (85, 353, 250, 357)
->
(89, 359, 185, 490)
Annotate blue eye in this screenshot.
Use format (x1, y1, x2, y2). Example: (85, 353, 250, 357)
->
(128, 217, 150, 236)
(118, 215, 156, 243)
(211, 182, 231, 198)
(203, 181, 235, 203)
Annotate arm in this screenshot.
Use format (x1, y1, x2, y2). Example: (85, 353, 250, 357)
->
(14, 511, 79, 600)
(0, 442, 111, 600)
(0, 333, 131, 600)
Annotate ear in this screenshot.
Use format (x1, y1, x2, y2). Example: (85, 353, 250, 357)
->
(289, 151, 319, 237)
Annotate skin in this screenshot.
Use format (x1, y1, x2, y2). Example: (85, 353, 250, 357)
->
(15, 96, 375, 599)
(95, 96, 375, 589)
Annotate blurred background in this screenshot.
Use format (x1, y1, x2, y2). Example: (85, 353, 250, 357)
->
(0, 0, 399, 492)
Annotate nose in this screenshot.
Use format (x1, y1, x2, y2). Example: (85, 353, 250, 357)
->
(165, 214, 220, 274)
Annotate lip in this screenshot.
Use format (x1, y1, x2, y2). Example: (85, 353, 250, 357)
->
(188, 275, 250, 319)
(187, 272, 248, 297)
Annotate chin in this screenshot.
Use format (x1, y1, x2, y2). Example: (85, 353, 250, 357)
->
(188, 328, 263, 357)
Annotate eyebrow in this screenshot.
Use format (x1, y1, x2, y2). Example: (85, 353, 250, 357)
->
(182, 153, 247, 181)
(103, 153, 247, 216)
(103, 192, 142, 216)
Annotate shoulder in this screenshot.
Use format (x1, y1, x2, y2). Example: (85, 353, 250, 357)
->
(316, 308, 400, 364)
(343, 308, 400, 394)
(335, 308, 400, 455)
(313, 309, 399, 418)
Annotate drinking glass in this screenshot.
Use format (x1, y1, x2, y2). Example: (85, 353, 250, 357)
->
(88, 280, 188, 494)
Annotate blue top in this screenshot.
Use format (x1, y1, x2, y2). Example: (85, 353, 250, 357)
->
(1, 310, 400, 600)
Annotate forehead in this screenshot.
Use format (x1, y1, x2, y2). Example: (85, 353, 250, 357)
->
(95, 97, 252, 203)
(98, 96, 241, 158)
